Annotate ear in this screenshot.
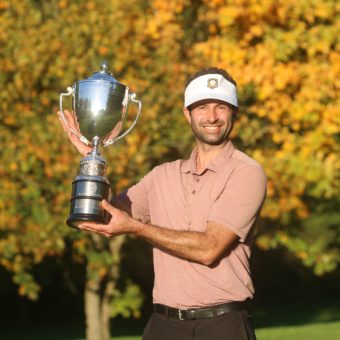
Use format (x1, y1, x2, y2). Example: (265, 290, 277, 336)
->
(183, 107, 191, 123)
(232, 107, 239, 122)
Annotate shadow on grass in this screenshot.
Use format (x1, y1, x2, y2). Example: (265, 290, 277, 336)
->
(253, 300, 340, 329)
(110, 316, 147, 337)
(0, 316, 147, 340)
(1, 303, 339, 339)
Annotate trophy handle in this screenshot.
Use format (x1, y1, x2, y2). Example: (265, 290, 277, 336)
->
(59, 87, 91, 145)
(103, 92, 142, 147)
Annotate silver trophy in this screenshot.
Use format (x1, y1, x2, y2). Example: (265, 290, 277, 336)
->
(59, 61, 142, 228)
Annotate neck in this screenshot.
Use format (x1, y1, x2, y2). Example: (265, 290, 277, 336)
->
(195, 140, 229, 172)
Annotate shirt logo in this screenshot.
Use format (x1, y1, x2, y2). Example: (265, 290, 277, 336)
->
(207, 78, 218, 89)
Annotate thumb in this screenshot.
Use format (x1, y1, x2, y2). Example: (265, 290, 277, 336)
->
(102, 199, 117, 213)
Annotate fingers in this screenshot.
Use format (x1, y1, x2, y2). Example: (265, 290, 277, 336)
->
(77, 201, 132, 239)
(103, 122, 122, 144)
(57, 110, 80, 139)
(77, 201, 117, 231)
(66, 110, 80, 132)
(101, 199, 117, 213)
(78, 223, 112, 238)
(57, 111, 92, 156)
(57, 111, 68, 133)
(58, 110, 75, 135)
(79, 222, 106, 232)
(57, 110, 78, 130)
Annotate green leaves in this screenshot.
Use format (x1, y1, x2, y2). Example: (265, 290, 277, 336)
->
(111, 281, 144, 318)
(0, 0, 339, 308)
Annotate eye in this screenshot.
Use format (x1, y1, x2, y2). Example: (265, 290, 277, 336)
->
(217, 105, 228, 111)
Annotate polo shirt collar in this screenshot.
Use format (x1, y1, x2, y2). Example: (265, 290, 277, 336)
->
(181, 141, 235, 175)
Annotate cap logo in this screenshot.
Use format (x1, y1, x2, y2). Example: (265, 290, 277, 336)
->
(184, 74, 238, 108)
(207, 78, 218, 89)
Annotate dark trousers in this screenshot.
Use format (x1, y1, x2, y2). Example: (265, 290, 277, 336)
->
(142, 310, 257, 340)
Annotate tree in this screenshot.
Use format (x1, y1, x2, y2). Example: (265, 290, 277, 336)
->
(0, 0, 339, 338)
(142, 0, 340, 275)
(0, 1, 148, 338)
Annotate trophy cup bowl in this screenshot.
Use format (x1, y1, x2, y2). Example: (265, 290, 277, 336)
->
(60, 62, 142, 228)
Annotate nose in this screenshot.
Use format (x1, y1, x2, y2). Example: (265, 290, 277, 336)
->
(206, 106, 218, 122)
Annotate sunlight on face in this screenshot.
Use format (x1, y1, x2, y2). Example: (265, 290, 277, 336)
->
(187, 100, 235, 146)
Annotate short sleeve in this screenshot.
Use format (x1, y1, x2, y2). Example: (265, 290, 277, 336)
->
(208, 165, 267, 242)
(115, 171, 153, 223)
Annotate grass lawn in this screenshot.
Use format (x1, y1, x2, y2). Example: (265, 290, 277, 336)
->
(108, 321, 340, 340)
(1, 321, 339, 340)
(103, 301, 340, 340)
(253, 301, 340, 340)
(256, 321, 340, 340)
(1, 302, 339, 339)
(108, 320, 340, 339)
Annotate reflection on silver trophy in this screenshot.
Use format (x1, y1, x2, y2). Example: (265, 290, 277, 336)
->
(59, 62, 142, 228)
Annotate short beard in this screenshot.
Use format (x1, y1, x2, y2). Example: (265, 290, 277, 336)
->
(191, 122, 233, 146)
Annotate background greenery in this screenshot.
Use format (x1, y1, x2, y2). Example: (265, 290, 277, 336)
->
(0, 0, 339, 338)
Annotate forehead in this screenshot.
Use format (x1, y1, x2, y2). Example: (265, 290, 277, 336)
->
(188, 99, 233, 110)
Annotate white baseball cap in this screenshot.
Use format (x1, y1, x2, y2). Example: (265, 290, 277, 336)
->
(184, 74, 238, 108)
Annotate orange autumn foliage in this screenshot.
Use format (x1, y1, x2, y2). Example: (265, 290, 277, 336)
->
(0, 0, 339, 305)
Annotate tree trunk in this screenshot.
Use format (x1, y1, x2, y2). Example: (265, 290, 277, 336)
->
(85, 277, 103, 340)
(84, 236, 125, 340)
(100, 277, 115, 340)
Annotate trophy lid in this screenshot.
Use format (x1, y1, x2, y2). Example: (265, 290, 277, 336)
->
(86, 61, 121, 84)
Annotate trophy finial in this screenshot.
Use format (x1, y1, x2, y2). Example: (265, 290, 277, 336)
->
(100, 61, 109, 74)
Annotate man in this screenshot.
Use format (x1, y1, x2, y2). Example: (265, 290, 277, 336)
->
(58, 67, 267, 339)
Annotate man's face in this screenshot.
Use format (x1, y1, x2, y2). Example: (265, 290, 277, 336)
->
(183, 99, 235, 146)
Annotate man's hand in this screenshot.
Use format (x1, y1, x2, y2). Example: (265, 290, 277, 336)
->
(57, 109, 92, 156)
(78, 201, 239, 266)
(78, 200, 140, 238)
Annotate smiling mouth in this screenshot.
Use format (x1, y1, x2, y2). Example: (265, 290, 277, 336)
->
(202, 124, 223, 130)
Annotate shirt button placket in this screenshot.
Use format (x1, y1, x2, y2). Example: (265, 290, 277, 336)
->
(188, 175, 200, 228)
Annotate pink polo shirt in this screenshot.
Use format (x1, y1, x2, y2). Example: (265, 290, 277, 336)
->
(116, 141, 267, 309)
